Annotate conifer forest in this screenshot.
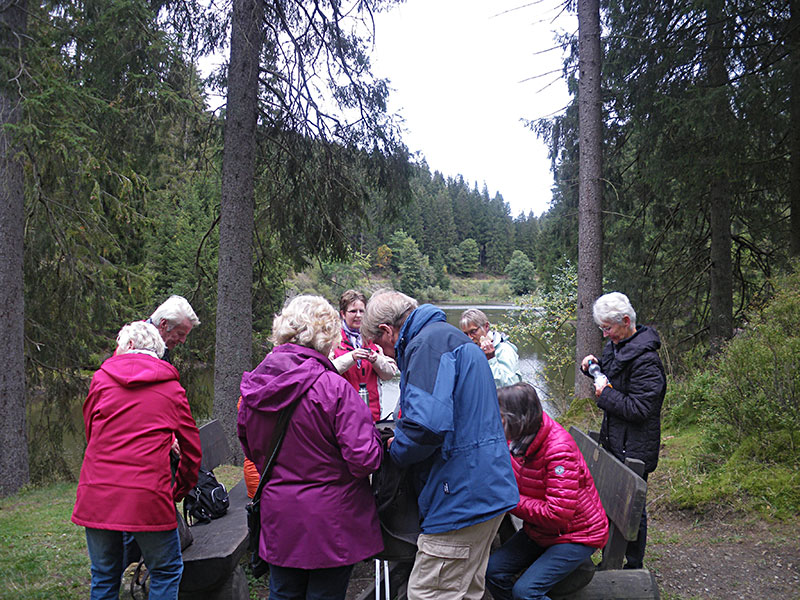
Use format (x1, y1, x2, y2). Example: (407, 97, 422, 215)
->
(0, 0, 797, 495)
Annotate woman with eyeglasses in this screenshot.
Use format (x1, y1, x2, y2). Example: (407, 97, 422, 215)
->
(580, 292, 666, 570)
(331, 289, 397, 421)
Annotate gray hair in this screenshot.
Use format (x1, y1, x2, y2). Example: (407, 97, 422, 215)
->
(593, 292, 637, 327)
(271, 295, 341, 356)
(459, 308, 489, 331)
(116, 321, 166, 358)
(149, 295, 200, 331)
(361, 289, 418, 341)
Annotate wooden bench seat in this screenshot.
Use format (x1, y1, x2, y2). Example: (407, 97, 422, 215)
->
(178, 419, 249, 600)
(548, 427, 659, 600)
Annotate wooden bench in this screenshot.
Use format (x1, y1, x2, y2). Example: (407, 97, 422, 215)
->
(548, 427, 659, 600)
(178, 419, 250, 600)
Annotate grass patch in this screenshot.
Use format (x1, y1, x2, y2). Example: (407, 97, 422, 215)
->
(0, 482, 89, 600)
(653, 423, 800, 520)
(446, 276, 513, 304)
(0, 465, 249, 600)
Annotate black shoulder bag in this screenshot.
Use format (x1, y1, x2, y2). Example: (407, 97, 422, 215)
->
(246, 396, 303, 579)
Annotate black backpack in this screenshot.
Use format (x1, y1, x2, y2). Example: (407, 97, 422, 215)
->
(183, 469, 229, 525)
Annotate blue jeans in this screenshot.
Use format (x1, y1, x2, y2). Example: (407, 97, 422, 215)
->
(268, 563, 354, 600)
(85, 528, 183, 600)
(485, 531, 595, 600)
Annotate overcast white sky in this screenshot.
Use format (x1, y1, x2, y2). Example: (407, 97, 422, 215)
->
(370, 0, 574, 218)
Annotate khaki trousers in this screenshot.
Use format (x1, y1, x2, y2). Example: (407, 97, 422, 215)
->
(407, 513, 505, 600)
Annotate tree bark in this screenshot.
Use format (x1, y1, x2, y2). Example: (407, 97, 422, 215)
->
(214, 0, 262, 461)
(790, 0, 800, 258)
(706, 0, 733, 353)
(0, 0, 29, 497)
(575, 0, 604, 399)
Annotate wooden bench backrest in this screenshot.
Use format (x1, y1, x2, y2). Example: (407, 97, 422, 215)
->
(198, 419, 231, 472)
(569, 426, 647, 570)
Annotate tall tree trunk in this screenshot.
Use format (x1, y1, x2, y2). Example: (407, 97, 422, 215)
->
(790, 0, 800, 258)
(575, 0, 604, 399)
(0, 0, 29, 497)
(214, 0, 262, 460)
(707, 0, 733, 353)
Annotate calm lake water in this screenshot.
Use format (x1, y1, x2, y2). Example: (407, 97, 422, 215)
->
(376, 304, 551, 418)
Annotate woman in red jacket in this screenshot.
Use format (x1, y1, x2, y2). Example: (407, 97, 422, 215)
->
(331, 289, 397, 421)
(72, 321, 201, 600)
(486, 383, 608, 600)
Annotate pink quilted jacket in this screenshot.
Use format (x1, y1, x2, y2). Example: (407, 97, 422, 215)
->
(510, 413, 609, 548)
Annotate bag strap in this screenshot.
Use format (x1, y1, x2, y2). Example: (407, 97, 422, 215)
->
(250, 394, 303, 504)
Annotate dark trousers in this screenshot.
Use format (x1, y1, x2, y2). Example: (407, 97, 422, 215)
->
(625, 471, 649, 569)
(268, 563, 354, 600)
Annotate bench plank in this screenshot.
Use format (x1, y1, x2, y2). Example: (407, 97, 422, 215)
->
(198, 420, 231, 472)
(553, 569, 660, 600)
(569, 427, 647, 542)
(179, 420, 249, 598)
(180, 478, 249, 591)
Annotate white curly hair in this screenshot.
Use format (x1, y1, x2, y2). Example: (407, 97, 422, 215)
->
(116, 321, 166, 358)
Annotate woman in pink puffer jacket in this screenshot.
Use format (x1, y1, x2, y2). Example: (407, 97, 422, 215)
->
(486, 383, 608, 600)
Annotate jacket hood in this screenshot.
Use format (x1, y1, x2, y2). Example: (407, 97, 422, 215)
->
(240, 343, 333, 413)
(614, 325, 661, 363)
(396, 304, 447, 368)
(99, 353, 179, 388)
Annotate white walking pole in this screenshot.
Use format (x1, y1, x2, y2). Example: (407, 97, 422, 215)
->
(383, 560, 390, 600)
(375, 559, 380, 600)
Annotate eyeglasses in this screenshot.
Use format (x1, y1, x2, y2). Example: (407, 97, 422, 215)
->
(599, 324, 614, 333)
(346, 309, 365, 315)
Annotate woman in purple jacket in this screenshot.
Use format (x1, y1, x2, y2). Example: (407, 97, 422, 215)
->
(238, 295, 384, 600)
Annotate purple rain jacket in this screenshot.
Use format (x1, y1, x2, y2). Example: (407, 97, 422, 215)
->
(238, 343, 384, 569)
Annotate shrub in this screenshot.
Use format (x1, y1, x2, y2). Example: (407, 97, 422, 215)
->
(663, 267, 800, 516)
(698, 268, 800, 461)
(502, 261, 577, 414)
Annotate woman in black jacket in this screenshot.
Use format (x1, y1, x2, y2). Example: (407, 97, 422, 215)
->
(581, 292, 666, 569)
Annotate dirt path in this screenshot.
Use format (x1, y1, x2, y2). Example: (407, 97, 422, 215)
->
(344, 508, 800, 600)
(647, 508, 800, 599)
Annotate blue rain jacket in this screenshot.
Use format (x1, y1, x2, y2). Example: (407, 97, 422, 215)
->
(389, 304, 519, 534)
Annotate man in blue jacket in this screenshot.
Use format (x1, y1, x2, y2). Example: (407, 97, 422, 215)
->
(363, 290, 519, 600)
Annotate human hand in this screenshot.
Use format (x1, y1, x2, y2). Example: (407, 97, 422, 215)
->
(352, 348, 371, 362)
(378, 427, 394, 451)
(171, 438, 181, 460)
(581, 355, 598, 372)
(479, 336, 496, 359)
(594, 375, 608, 396)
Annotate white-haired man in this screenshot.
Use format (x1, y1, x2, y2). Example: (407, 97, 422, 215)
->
(120, 296, 199, 566)
(362, 290, 518, 600)
(147, 295, 200, 363)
